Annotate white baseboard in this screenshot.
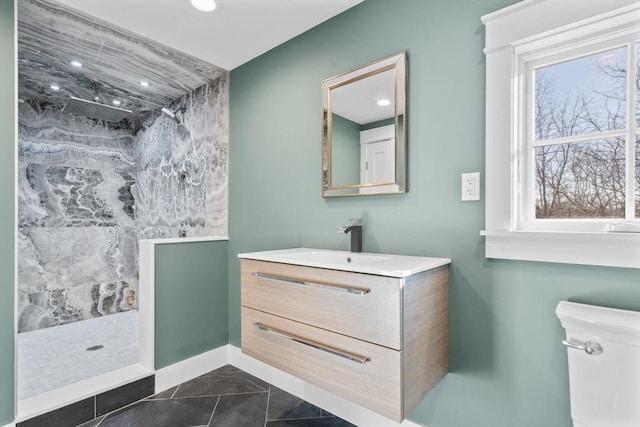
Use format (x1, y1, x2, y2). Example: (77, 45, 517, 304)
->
(154, 345, 231, 393)
(227, 345, 426, 427)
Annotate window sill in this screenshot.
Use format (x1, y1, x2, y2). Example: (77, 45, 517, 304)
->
(480, 229, 640, 269)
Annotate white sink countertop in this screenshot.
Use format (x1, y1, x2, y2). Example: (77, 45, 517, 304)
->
(238, 247, 451, 278)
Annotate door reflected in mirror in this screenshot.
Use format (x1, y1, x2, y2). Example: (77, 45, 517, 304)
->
(322, 52, 406, 198)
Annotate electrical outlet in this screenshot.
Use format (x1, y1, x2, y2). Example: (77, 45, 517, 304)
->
(461, 172, 480, 201)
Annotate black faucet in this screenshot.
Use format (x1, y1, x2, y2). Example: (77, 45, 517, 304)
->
(338, 219, 363, 253)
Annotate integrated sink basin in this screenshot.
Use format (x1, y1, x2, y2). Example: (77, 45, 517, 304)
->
(238, 248, 451, 277)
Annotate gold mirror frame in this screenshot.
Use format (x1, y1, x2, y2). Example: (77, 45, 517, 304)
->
(321, 52, 407, 198)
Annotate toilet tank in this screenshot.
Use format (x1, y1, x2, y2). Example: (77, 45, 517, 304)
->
(556, 301, 640, 427)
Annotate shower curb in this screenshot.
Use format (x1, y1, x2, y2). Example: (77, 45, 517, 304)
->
(15, 376, 154, 427)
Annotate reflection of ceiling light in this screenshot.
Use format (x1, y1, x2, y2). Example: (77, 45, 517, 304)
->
(191, 0, 222, 12)
(377, 99, 391, 107)
(139, 80, 150, 87)
(70, 60, 82, 67)
(50, 84, 60, 91)
(112, 100, 122, 106)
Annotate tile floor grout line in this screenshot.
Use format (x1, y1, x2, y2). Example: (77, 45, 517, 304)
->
(170, 384, 180, 399)
(174, 390, 269, 399)
(92, 414, 105, 427)
(72, 366, 354, 427)
(205, 395, 221, 427)
(263, 384, 272, 427)
(274, 415, 339, 421)
(205, 377, 269, 393)
(95, 385, 157, 424)
(151, 395, 223, 401)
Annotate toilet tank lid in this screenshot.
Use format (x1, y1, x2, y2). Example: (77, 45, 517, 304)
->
(556, 301, 640, 336)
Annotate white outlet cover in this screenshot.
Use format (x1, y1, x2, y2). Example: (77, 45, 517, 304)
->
(461, 172, 480, 201)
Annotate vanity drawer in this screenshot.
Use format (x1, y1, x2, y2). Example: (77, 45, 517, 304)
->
(242, 307, 403, 421)
(241, 259, 402, 349)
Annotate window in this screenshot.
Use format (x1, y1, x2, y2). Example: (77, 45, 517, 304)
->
(482, 0, 640, 268)
(520, 38, 639, 230)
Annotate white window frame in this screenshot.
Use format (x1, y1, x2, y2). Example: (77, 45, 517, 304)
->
(481, 0, 640, 269)
(520, 34, 638, 231)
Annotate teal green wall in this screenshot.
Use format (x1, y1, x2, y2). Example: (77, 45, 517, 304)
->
(155, 241, 229, 369)
(331, 114, 360, 186)
(359, 116, 395, 131)
(229, 1, 640, 426)
(0, 0, 15, 423)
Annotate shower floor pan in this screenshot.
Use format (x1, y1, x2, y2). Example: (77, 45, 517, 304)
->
(18, 310, 139, 400)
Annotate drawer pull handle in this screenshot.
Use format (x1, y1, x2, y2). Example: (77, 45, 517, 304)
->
(252, 272, 370, 295)
(254, 322, 371, 365)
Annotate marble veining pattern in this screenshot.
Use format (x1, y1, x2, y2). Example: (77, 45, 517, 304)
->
(18, 0, 229, 333)
(18, 226, 138, 332)
(135, 78, 228, 239)
(18, 103, 136, 172)
(18, 100, 140, 332)
(18, 78, 228, 331)
(18, 0, 225, 121)
(20, 163, 135, 227)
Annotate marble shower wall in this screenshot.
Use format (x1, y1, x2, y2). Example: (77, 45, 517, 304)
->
(136, 77, 229, 239)
(17, 78, 230, 333)
(17, 0, 229, 333)
(18, 0, 223, 120)
(18, 102, 139, 332)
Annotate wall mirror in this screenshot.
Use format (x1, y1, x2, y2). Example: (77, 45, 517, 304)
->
(322, 51, 407, 198)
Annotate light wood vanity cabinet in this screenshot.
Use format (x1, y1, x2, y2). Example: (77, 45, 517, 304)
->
(240, 257, 448, 422)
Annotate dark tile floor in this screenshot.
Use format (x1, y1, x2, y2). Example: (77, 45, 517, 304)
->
(77, 365, 356, 427)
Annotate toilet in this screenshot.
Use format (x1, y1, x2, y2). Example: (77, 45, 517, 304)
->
(556, 301, 640, 427)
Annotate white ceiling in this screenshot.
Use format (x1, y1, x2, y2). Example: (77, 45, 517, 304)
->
(331, 68, 397, 125)
(56, 0, 364, 71)
(327, 52, 405, 126)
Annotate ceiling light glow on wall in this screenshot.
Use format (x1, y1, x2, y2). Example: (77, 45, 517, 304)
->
(191, 0, 222, 12)
(377, 98, 391, 107)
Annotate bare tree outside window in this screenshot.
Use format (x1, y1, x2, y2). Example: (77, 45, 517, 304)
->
(533, 45, 637, 219)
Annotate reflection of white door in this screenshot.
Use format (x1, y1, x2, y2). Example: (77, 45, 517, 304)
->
(360, 125, 398, 194)
(362, 138, 394, 183)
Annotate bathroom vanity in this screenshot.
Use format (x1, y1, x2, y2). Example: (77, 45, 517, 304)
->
(239, 248, 450, 422)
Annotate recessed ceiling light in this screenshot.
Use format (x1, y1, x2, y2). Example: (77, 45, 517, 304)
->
(70, 60, 82, 67)
(50, 84, 60, 91)
(377, 98, 391, 107)
(112, 100, 122, 106)
(139, 80, 150, 87)
(191, 0, 223, 12)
